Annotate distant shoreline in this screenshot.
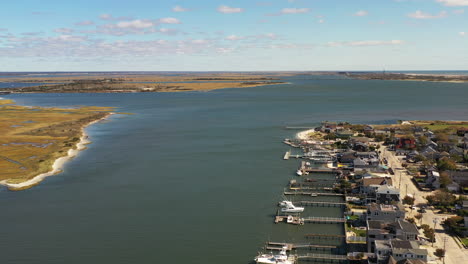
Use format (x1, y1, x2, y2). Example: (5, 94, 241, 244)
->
(342, 72, 468, 83)
(0, 113, 113, 191)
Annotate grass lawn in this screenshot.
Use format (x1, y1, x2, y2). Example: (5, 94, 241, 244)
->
(461, 238, 468, 247)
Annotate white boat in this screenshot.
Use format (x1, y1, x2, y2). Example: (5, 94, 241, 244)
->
(296, 170, 303, 176)
(254, 246, 294, 264)
(280, 201, 304, 213)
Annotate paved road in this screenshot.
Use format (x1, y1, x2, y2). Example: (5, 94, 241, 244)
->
(380, 146, 468, 264)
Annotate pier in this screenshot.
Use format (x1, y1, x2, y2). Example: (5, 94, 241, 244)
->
(285, 126, 315, 130)
(296, 253, 348, 262)
(284, 150, 290, 160)
(303, 217, 346, 224)
(284, 191, 344, 196)
(304, 234, 346, 240)
(266, 242, 337, 251)
(274, 215, 304, 225)
(298, 201, 346, 207)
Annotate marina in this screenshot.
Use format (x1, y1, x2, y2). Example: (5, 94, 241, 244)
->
(255, 129, 349, 264)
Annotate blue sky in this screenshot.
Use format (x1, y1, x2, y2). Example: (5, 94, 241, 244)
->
(0, 0, 467, 71)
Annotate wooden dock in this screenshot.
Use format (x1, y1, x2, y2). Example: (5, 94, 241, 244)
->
(284, 191, 344, 197)
(266, 242, 336, 251)
(298, 201, 346, 207)
(303, 217, 346, 224)
(304, 234, 346, 239)
(296, 253, 347, 261)
(275, 216, 346, 224)
(274, 215, 304, 225)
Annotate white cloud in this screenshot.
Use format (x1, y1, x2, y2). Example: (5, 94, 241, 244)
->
(158, 28, 179, 35)
(318, 19, 325, 23)
(354, 10, 369, 16)
(437, 0, 468, 6)
(75, 20, 94, 26)
(54, 28, 74, 34)
(225, 35, 245, 40)
(191, 39, 210, 44)
(453, 9, 465, 14)
(173, 5, 190, 12)
(116, 20, 154, 29)
(99, 14, 133, 21)
(327, 40, 405, 47)
(55, 35, 87, 42)
(280, 8, 310, 14)
(100, 13, 112, 20)
(460, 31, 467, 36)
(158, 17, 181, 24)
(217, 5, 244, 14)
(407, 10, 447, 19)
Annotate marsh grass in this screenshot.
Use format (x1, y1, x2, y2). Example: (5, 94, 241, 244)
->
(0, 99, 114, 185)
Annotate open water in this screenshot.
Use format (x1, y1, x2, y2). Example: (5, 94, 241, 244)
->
(1, 75, 468, 263)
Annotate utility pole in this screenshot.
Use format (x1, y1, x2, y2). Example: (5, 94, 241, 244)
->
(443, 237, 448, 264)
(432, 218, 438, 247)
(398, 171, 402, 190)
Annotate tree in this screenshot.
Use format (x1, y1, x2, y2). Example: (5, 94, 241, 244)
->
(414, 213, 423, 225)
(403, 195, 415, 206)
(434, 249, 445, 260)
(406, 217, 415, 224)
(425, 190, 456, 206)
(324, 132, 336, 140)
(437, 157, 457, 171)
(439, 172, 452, 188)
(423, 227, 435, 243)
(418, 135, 428, 146)
(414, 154, 427, 162)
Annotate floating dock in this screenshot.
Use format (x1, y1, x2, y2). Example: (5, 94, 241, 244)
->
(283, 150, 291, 160)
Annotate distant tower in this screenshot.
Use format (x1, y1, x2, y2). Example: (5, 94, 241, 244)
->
(382, 67, 386, 75)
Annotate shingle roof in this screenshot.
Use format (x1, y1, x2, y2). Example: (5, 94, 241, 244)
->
(397, 220, 419, 234)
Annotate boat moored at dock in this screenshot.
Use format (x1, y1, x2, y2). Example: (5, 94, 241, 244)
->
(254, 246, 295, 264)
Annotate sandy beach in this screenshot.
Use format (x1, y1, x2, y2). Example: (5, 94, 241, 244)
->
(0, 113, 113, 191)
(296, 128, 315, 140)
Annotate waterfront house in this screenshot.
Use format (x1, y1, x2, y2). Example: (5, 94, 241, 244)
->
(387, 256, 427, 264)
(367, 220, 419, 252)
(375, 185, 400, 204)
(338, 151, 358, 164)
(336, 129, 354, 139)
(364, 125, 375, 136)
(367, 203, 405, 222)
(359, 177, 393, 195)
(374, 239, 427, 264)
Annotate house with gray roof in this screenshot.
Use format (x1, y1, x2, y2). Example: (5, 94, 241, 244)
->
(367, 203, 406, 222)
(374, 239, 427, 264)
(367, 220, 419, 252)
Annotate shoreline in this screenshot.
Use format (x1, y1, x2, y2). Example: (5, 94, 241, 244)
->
(296, 128, 315, 140)
(0, 113, 113, 191)
(2, 81, 288, 94)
